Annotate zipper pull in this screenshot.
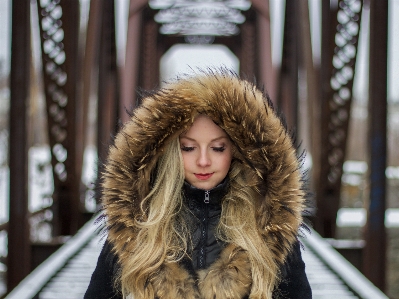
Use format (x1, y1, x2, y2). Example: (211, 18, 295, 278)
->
(204, 191, 210, 204)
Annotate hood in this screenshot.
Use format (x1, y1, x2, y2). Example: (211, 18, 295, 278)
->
(101, 70, 307, 264)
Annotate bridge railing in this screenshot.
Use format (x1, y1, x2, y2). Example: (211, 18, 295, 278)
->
(4, 218, 390, 299)
(302, 229, 389, 299)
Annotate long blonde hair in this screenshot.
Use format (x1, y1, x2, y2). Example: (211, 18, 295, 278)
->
(119, 137, 188, 297)
(119, 136, 279, 298)
(219, 160, 279, 298)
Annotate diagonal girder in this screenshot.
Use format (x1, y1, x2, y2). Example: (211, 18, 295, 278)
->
(316, 0, 363, 238)
(36, 0, 82, 236)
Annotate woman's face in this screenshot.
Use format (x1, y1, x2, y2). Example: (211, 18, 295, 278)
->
(179, 115, 233, 190)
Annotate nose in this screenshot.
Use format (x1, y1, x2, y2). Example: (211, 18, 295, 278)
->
(197, 148, 211, 167)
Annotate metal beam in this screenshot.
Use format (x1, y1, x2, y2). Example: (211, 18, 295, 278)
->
(7, 0, 31, 291)
(36, 0, 82, 236)
(298, 0, 319, 183)
(140, 7, 160, 91)
(278, 0, 299, 131)
(363, 0, 388, 291)
(60, 1, 82, 235)
(239, 13, 256, 79)
(97, 0, 119, 162)
(81, 0, 102, 171)
(256, 0, 277, 102)
(316, 0, 338, 237)
(315, 0, 362, 238)
(251, 0, 270, 20)
(120, 0, 144, 122)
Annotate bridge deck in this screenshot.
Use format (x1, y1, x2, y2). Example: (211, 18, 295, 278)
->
(4, 219, 389, 299)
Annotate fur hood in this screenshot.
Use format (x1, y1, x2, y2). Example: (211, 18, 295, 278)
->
(100, 70, 307, 298)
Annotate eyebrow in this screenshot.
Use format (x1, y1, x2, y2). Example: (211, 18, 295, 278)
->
(179, 136, 229, 142)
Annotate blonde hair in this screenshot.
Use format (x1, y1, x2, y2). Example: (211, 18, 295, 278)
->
(119, 137, 188, 298)
(220, 160, 279, 298)
(120, 136, 279, 299)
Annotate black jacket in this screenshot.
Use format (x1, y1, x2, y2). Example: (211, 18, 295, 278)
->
(85, 181, 311, 298)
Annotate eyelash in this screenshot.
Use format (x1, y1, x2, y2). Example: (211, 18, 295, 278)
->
(180, 146, 226, 152)
(212, 147, 226, 152)
(181, 146, 195, 152)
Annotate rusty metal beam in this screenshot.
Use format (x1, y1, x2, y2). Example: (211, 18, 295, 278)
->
(7, 0, 31, 291)
(238, 13, 256, 79)
(140, 7, 160, 91)
(315, 0, 362, 238)
(81, 0, 102, 166)
(61, 1, 83, 234)
(251, 0, 270, 20)
(256, 1, 277, 102)
(0, 222, 8, 232)
(278, 0, 299, 131)
(36, 0, 82, 236)
(97, 0, 119, 162)
(316, 0, 338, 237)
(298, 0, 319, 185)
(120, 0, 145, 122)
(363, 0, 388, 291)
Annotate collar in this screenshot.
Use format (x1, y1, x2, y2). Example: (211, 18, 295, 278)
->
(183, 178, 229, 208)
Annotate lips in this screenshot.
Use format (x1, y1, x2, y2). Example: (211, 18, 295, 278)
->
(194, 173, 214, 180)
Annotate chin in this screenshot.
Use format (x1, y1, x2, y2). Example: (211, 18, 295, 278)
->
(193, 181, 218, 190)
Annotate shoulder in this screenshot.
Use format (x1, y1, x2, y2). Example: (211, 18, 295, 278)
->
(274, 241, 312, 299)
(84, 240, 122, 299)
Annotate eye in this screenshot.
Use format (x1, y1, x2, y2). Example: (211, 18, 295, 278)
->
(181, 146, 195, 152)
(212, 147, 226, 152)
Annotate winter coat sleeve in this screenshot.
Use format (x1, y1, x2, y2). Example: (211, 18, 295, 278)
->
(273, 241, 312, 299)
(84, 240, 122, 299)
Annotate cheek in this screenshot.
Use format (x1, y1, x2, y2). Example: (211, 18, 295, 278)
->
(220, 153, 233, 172)
(181, 153, 192, 171)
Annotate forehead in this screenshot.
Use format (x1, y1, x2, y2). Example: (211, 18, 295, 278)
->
(180, 115, 229, 140)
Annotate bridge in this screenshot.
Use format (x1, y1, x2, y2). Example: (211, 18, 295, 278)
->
(1, 0, 395, 298)
(4, 218, 389, 299)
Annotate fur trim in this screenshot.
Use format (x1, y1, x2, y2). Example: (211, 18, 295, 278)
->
(148, 262, 200, 299)
(143, 244, 251, 299)
(198, 244, 252, 299)
(100, 69, 307, 297)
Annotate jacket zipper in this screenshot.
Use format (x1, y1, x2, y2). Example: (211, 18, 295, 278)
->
(204, 190, 210, 203)
(198, 190, 210, 269)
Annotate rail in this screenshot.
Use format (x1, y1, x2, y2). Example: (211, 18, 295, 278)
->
(302, 229, 389, 299)
(4, 217, 99, 299)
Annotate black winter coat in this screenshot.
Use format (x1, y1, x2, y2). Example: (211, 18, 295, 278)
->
(85, 181, 312, 298)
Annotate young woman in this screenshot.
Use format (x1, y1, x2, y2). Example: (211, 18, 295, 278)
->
(85, 70, 312, 299)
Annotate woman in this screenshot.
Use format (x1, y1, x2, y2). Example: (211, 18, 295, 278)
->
(85, 70, 312, 299)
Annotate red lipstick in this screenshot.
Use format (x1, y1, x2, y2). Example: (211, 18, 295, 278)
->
(195, 173, 213, 180)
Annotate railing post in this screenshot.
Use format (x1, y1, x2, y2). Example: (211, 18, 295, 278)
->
(7, 0, 31, 291)
(364, 0, 388, 291)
